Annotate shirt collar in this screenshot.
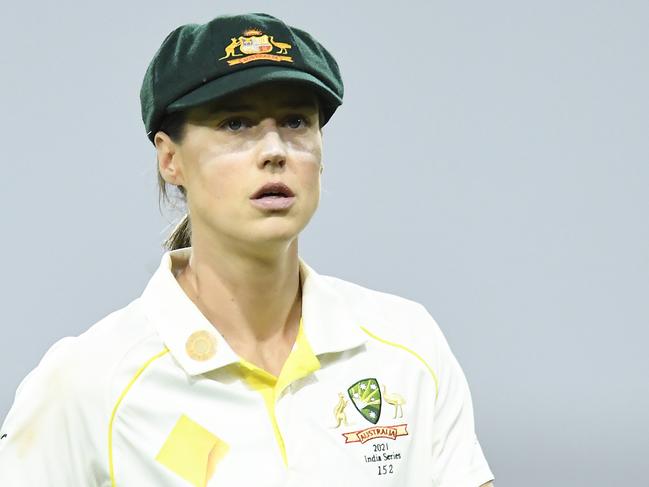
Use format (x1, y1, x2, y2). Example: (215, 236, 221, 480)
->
(139, 247, 367, 376)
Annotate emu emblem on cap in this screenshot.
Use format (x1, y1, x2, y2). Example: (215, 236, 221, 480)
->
(219, 29, 293, 66)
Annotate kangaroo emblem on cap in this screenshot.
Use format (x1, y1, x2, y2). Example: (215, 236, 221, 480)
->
(219, 38, 243, 60)
(220, 29, 293, 66)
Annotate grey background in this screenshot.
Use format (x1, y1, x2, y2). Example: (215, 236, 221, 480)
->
(2, 1, 647, 486)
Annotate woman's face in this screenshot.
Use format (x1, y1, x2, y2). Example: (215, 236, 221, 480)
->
(156, 82, 323, 253)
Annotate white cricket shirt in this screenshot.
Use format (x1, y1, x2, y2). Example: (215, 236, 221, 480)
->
(0, 247, 494, 487)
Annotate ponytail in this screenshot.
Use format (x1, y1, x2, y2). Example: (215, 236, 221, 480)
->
(163, 212, 191, 251)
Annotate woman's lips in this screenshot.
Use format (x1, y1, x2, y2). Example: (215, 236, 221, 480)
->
(250, 195, 296, 210)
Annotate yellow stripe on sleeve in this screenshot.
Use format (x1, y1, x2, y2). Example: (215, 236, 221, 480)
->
(108, 348, 169, 487)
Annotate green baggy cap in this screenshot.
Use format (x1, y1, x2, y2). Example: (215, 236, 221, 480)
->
(140, 13, 344, 144)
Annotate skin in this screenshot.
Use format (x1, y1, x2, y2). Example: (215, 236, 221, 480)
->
(155, 82, 322, 376)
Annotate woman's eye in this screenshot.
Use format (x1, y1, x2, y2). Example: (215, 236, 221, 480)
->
(285, 116, 307, 129)
(221, 118, 247, 131)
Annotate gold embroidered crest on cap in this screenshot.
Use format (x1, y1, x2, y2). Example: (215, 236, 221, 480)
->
(219, 28, 293, 66)
(185, 330, 217, 361)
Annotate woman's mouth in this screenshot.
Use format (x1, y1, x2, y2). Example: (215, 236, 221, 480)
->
(250, 195, 296, 211)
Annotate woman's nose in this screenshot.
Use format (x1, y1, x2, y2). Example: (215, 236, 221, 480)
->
(256, 121, 287, 170)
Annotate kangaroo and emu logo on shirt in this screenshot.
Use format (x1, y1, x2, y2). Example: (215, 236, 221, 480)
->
(335, 377, 409, 444)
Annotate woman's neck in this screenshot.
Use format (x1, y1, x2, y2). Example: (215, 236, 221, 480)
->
(172, 238, 303, 376)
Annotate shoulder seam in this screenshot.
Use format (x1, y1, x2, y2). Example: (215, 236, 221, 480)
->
(359, 325, 439, 400)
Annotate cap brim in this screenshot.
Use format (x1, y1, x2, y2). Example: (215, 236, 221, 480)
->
(166, 65, 342, 122)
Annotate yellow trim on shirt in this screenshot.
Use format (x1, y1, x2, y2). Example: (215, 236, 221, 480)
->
(239, 316, 320, 467)
(360, 326, 439, 400)
(108, 348, 170, 487)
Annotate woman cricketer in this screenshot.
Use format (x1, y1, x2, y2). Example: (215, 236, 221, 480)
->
(0, 12, 495, 487)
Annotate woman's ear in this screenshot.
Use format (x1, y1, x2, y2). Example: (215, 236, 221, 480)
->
(155, 131, 185, 187)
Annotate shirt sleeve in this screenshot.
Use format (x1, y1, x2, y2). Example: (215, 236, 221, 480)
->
(428, 314, 495, 487)
(0, 337, 104, 486)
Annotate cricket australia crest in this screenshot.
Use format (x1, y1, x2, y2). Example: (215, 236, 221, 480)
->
(347, 378, 382, 424)
(219, 28, 293, 66)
